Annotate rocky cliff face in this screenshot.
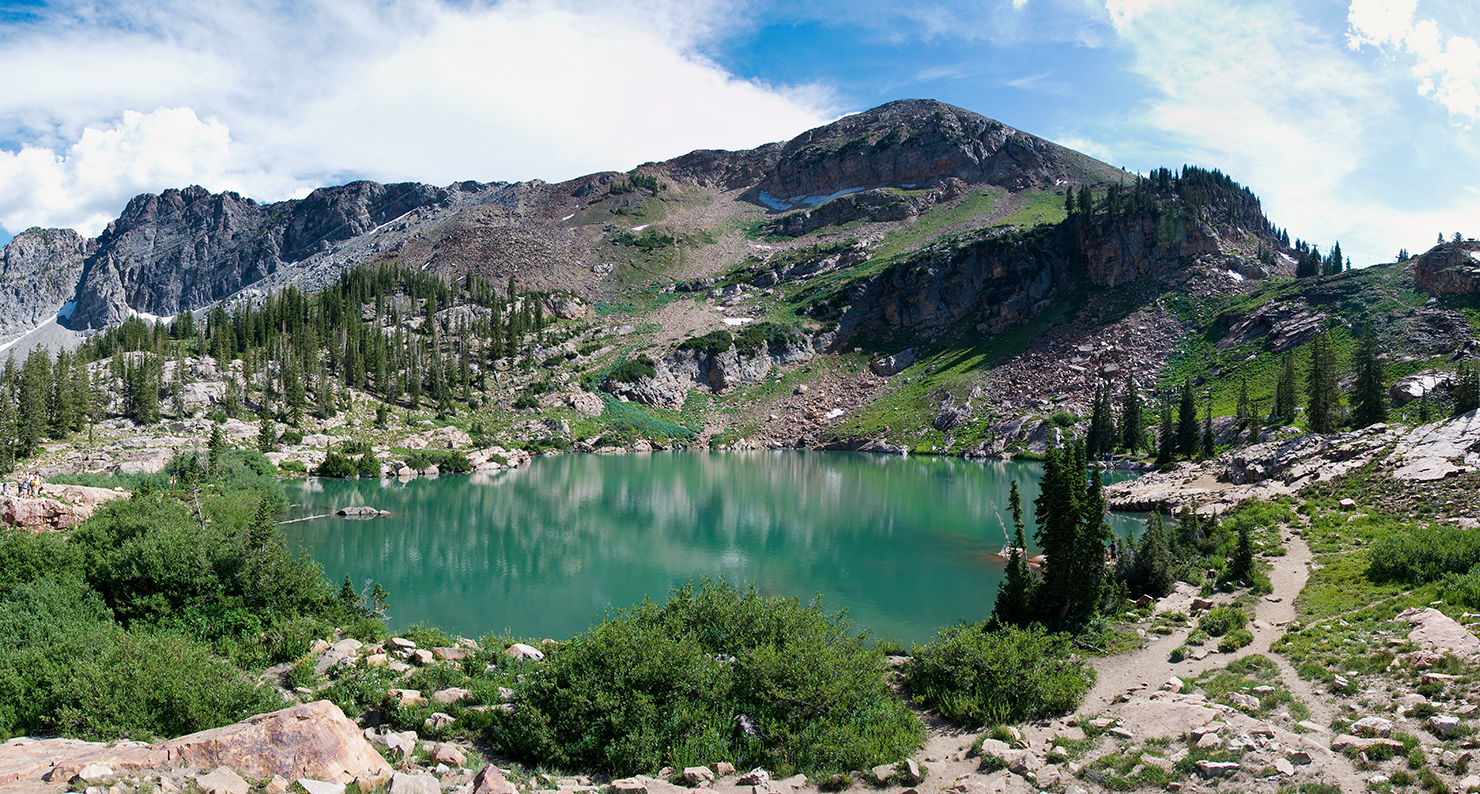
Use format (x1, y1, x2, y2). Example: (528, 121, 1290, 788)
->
(1413, 240, 1480, 294)
(0, 228, 93, 337)
(67, 181, 493, 329)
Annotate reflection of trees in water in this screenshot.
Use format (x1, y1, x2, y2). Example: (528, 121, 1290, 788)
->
(282, 453, 1146, 642)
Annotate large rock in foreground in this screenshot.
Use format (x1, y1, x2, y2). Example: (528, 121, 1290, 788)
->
(0, 701, 391, 791)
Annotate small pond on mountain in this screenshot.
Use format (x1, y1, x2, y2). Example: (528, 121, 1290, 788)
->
(282, 451, 1145, 645)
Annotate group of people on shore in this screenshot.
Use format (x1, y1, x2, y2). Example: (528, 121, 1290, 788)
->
(1, 473, 43, 498)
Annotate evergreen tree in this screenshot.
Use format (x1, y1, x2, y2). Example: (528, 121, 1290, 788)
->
(1119, 375, 1144, 452)
(1176, 381, 1198, 457)
(1087, 379, 1116, 458)
(1034, 443, 1106, 627)
(208, 423, 226, 475)
(1200, 394, 1215, 458)
(1123, 512, 1174, 598)
(257, 410, 277, 453)
(1454, 363, 1480, 416)
(1235, 379, 1252, 435)
(1305, 332, 1339, 433)
(1227, 521, 1255, 585)
(17, 345, 50, 458)
(284, 355, 306, 426)
(991, 480, 1034, 627)
(1273, 351, 1298, 424)
(1350, 325, 1387, 428)
(1420, 389, 1432, 423)
(0, 383, 16, 473)
(1156, 395, 1174, 465)
(48, 348, 75, 438)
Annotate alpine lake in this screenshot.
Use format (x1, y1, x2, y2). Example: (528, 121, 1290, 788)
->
(282, 451, 1145, 645)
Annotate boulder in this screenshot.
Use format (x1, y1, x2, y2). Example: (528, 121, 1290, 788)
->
(432, 687, 472, 705)
(472, 765, 519, 794)
(1195, 760, 1239, 778)
(683, 766, 716, 787)
(738, 769, 771, 786)
(389, 771, 441, 794)
(1395, 608, 1480, 657)
(424, 712, 455, 729)
(1228, 692, 1260, 710)
(387, 689, 424, 706)
(432, 647, 471, 661)
(1430, 715, 1462, 737)
(1352, 716, 1395, 738)
(871, 349, 916, 377)
(506, 643, 545, 661)
(197, 767, 251, 794)
(429, 742, 466, 767)
(296, 780, 346, 794)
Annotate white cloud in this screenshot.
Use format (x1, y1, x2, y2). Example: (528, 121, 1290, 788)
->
(1348, 0, 1480, 120)
(1104, 0, 1480, 265)
(1053, 134, 1113, 163)
(0, 0, 835, 237)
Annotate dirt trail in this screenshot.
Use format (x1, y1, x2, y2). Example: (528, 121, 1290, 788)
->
(1079, 529, 1314, 714)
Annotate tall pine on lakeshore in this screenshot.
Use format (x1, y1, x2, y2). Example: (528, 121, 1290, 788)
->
(1273, 350, 1298, 425)
(991, 480, 1034, 627)
(1033, 442, 1108, 629)
(1120, 374, 1144, 452)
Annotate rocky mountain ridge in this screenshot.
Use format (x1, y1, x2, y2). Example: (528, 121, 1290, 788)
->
(0, 99, 1138, 341)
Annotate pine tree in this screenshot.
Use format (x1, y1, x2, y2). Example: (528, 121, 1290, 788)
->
(1176, 381, 1198, 457)
(1034, 443, 1105, 627)
(1273, 351, 1298, 424)
(1235, 379, 1252, 435)
(1125, 512, 1174, 598)
(1454, 363, 1480, 416)
(0, 383, 16, 473)
(48, 348, 75, 438)
(17, 345, 50, 458)
(1156, 395, 1174, 465)
(992, 480, 1034, 626)
(257, 410, 277, 453)
(1120, 374, 1144, 452)
(1420, 390, 1432, 423)
(1305, 332, 1339, 433)
(285, 355, 306, 426)
(1200, 394, 1215, 458)
(208, 423, 226, 475)
(1087, 379, 1116, 458)
(1228, 521, 1255, 585)
(1350, 325, 1387, 428)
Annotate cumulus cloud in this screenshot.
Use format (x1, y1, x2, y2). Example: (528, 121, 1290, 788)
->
(1104, 0, 1480, 265)
(1348, 0, 1480, 120)
(0, 0, 835, 237)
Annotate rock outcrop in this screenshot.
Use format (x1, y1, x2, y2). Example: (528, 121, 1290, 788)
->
(0, 227, 92, 338)
(1413, 240, 1480, 295)
(0, 701, 391, 791)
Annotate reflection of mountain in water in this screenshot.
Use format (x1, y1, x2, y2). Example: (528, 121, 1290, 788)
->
(282, 452, 1143, 643)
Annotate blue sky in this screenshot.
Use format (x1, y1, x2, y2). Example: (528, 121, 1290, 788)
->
(0, 0, 1476, 266)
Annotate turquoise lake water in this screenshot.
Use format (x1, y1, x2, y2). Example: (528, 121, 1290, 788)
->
(281, 451, 1142, 644)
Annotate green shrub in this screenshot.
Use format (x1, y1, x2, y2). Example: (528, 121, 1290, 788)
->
(278, 459, 308, 474)
(608, 355, 657, 384)
(678, 330, 733, 357)
(488, 579, 922, 776)
(279, 430, 304, 446)
(404, 450, 472, 473)
(1198, 605, 1247, 637)
(1368, 525, 1480, 582)
(1217, 628, 1253, 653)
(0, 578, 278, 741)
(1047, 411, 1078, 428)
(902, 623, 1095, 727)
(733, 322, 801, 357)
(314, 451, 360, 478)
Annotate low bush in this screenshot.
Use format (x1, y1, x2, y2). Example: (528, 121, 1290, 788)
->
(1198, 604, 1247, 637)
(608, 355, 657, 384)
(678, 330, 734, 357)
(903, 623, 1095, 727)
(1368, 525, 1480, 582)
(488, 578, 922, 776)
(405, 450, 472, 473)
